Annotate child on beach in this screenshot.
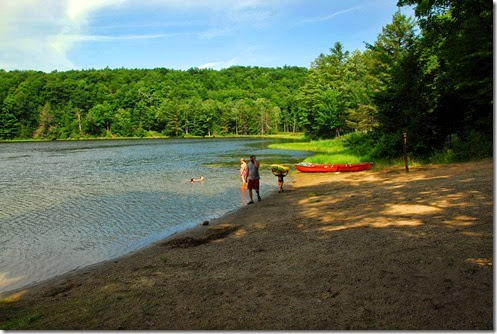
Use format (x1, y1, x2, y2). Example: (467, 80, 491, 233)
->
(240, 158, 248, 186)
(273, 170, 288, 193)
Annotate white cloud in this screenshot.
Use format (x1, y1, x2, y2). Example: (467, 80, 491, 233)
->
(0, 1, 71, 71)
(198, 58, 238, 70)
(198, 44, 264, 70)
(0, 0, 125, 71)
(0, 0, 292, 71)
(65, 0, 125, 26)
(296, 7, 361, 25)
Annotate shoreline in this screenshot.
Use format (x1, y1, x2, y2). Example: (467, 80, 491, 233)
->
(0, 136, 301, 298)
(1, 159, 492, 330)
(0, 220, 211, 298)
(0, 133, 306, 143)
(0, 184, 282, 298)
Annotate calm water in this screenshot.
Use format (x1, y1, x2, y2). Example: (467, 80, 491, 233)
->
(0, 138, 308, 295)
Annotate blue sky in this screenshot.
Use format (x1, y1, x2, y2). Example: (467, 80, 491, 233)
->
(0, 0, 413, 72)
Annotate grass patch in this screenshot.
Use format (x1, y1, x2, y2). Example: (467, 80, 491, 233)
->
(0, 312, 42, 330)
(304, 153, 364, 164)
(268, 133, 372, 165)
(267, 132, 478, 168)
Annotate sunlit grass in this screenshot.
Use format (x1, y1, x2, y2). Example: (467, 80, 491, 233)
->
(268, 135, 371, 165)
(268, 133, 453, 168)
(0, 311, 42, 330)
(268, 138, 347, 154)
(304, 153, 365, 164)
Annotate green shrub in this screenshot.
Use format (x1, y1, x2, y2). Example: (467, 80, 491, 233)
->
(450, 130, 493, 161)
(369, 133, 403, 159)
(342, 132, 375, 157)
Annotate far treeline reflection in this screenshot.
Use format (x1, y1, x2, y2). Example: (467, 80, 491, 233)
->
(0, 1, 492, 161)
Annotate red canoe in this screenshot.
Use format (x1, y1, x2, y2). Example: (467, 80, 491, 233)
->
(295, 162, 373, 173)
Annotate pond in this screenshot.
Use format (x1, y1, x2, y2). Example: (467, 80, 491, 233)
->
(0, 138, 309, 295)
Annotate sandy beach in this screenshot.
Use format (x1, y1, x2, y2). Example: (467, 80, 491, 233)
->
(0, 159, 493, 330)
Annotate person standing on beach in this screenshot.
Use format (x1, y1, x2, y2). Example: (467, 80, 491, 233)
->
(240, 158, 248, 186)
(247, 155, 261, 204)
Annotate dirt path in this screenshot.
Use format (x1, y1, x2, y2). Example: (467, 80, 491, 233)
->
(0, 159, 493, 330)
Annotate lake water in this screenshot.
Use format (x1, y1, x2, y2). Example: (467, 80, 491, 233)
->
(0, 138, 309, 295)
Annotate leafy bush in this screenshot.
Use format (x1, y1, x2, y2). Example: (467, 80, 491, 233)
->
(342, 132, 375, 157)
(450, 131, 493, 161)
(369, 132, 403, 159)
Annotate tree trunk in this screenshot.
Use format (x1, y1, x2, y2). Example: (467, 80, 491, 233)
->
(265, 112, 270, 133)
(76, 111, 82, 135)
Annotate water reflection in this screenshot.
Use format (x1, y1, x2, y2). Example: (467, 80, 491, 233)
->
(0, 272, 24, 288)
(239, 186, 248, 206)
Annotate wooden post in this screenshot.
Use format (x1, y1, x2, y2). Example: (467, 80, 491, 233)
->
(402, 132, 409, 173)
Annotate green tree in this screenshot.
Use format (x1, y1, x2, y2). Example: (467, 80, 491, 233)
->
(366, 11, 429, 156)
(198, 99, 219, 136)
(303, 42, 367, 138)
(313, 89, 346, 137)
(0, 66, 308, 139)
(255, 98, 279, 135)
(398, 0, 493, 156)
(111, 108, 133, 137)
(34, 102, 57, 138)
(85, 102, 114, 136)
(160, 99, 183, 137)
(0, 96, 20, 139)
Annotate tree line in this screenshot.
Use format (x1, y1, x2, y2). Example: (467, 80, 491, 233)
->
(0, 66, 308, 139)
(300, 0, 492, 159)
(0, 0, 492, 159)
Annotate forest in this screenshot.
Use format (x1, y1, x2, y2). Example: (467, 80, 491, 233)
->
(0, 0, 492, 160)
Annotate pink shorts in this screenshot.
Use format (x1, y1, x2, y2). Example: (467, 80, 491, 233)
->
(247, 179, 259, 191)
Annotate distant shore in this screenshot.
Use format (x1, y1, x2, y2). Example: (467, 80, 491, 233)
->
(0, 132, 306, 143)
(0, 159, 492, 330)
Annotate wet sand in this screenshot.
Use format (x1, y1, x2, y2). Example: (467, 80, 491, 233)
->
(0, 159, 493, 330)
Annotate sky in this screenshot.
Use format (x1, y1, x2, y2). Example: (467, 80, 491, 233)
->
(0, 0, 414, 72)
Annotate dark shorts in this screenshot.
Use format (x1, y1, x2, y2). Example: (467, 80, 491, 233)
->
(247, 179, 259, 191)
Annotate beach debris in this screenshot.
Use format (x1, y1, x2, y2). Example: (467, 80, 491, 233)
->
(162, 224, 240, 248)
(43, 281, 80, 298)
(202, 220, 209, 226)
